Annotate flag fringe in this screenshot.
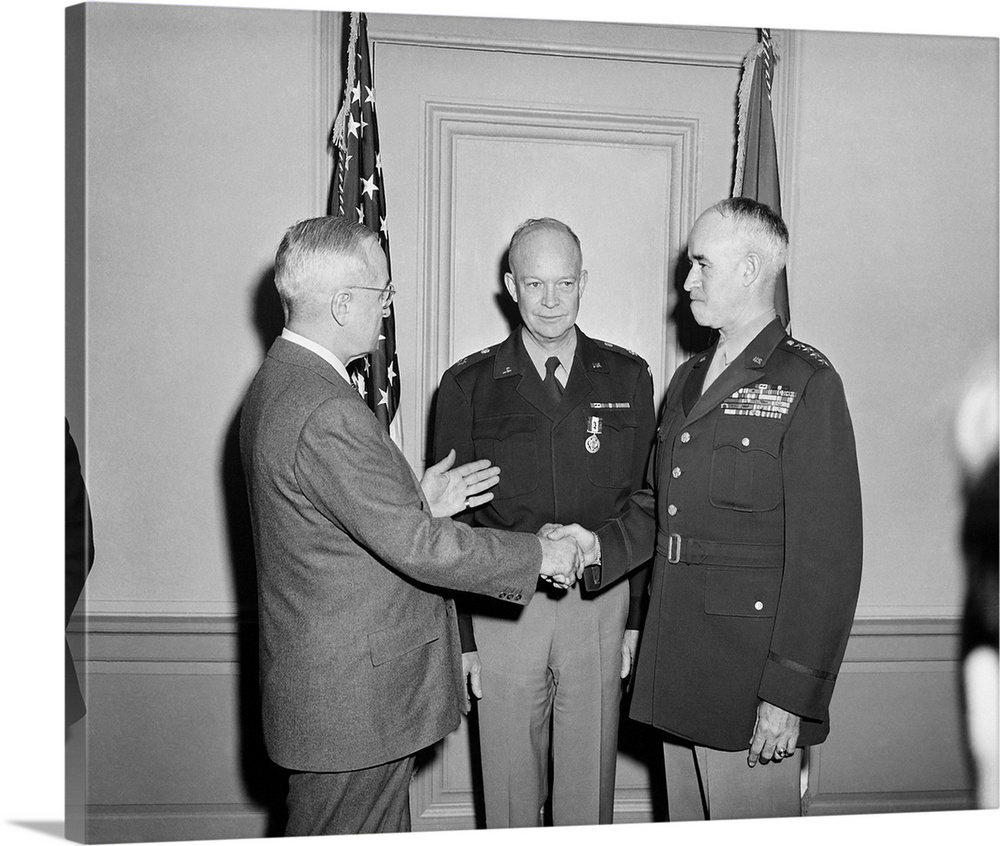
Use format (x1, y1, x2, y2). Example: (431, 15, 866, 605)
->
(330, 11, 361, 152)
(733, 41, 766, 197)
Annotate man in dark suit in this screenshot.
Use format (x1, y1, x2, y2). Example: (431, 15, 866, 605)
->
(432, 218, 656, 827)
(239, 216, 581, 836)
(552, 198, 863, 819)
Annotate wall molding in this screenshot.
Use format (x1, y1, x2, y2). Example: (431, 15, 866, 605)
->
(369, 14, 758, 68)
(415, 98, 699, 453)
(73, 612, 973, 834)
(83, 803, 270, 844)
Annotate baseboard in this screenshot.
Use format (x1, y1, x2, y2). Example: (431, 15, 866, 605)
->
(81, 804, 271, 844)
(805, 790, 974, 816)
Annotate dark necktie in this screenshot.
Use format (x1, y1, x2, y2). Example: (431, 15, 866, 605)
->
(544, 356, 564, 404)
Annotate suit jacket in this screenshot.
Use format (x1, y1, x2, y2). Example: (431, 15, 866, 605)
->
(433, 327, 656, 637)
(590, 319, 863, 750)
(239, 338, 542, 772)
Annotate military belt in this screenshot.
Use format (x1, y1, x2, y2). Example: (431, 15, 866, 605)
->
(656, 532, 784, 567)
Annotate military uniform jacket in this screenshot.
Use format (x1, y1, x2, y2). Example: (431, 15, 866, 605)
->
(433, 327, 656, 633)
(589, 318, 863, 750)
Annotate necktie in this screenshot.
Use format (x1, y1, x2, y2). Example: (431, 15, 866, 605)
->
(544, 356, 564, 403)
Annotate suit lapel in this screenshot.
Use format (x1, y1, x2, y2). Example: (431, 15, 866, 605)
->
(501, 329, 599, 423)
(493, 333, 557, 420)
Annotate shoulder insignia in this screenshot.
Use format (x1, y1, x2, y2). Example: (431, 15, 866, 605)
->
(598, 339, 647, 364)
(449, 345, 498, 374)
(782, 338, 830, 369)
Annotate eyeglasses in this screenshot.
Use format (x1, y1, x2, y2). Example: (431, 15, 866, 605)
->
(349, 284, 395, 307)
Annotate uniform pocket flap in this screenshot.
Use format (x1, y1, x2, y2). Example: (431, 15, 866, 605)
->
(704, 567, 781, 618)
(472, 413, 536, 441)
(597, 409, 637, 431)
(368, 616, 442, 666)
(713, 418, 782, 457)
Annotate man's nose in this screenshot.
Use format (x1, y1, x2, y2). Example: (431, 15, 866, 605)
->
(542, 283, 559, 306)
(683, 267, 698, 290)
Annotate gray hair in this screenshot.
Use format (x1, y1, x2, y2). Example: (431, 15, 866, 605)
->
(711, 198, 789, 278)
(273, 216, 378, 319)
(507, 217, 582, 277)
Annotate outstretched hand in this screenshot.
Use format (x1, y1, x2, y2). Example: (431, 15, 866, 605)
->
(421, 449, 501, 518)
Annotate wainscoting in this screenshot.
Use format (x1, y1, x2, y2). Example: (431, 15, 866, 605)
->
(67, 613, 974, 842)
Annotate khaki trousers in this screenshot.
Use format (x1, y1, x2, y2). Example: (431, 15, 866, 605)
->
(475, 579, 630, 827)
(663, 736, 802, 821)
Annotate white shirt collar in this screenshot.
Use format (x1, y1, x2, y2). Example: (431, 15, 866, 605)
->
(281, 328, 353, 384)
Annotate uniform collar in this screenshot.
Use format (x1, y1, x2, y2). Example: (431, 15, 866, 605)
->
(738, 317, 788, 369)
(492, 326, 611, 380)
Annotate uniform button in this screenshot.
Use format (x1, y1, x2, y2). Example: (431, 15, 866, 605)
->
(672, 467, 682, 478)
(742, 437, 751, 447)
(754, 601, 764, 611)
(680, 432, 691, 443)
(667, 504, 678, 516)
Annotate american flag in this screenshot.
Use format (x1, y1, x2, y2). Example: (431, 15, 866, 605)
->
(331, 11, 402, 443)
(734, 29, 790, 331)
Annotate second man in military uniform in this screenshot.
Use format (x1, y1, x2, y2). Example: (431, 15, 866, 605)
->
(433, 217, 657, 827)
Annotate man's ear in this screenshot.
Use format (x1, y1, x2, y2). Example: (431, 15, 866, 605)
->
(504, 272, 518, 303)
(578, 268, 589, 297)
(742, 252, 762, 287)
(331, 289, 352, 326)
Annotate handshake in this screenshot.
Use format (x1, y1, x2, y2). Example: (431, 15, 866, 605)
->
(537, 523, 601, 589)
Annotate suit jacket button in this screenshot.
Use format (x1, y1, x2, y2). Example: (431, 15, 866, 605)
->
(672, 467, 682, 478)
(754, 601, 764, 611)
(680, 432, 691, 443)
(667, 504, 678, 516)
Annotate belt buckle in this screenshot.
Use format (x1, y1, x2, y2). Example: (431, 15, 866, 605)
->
(666, 533, 682, 564)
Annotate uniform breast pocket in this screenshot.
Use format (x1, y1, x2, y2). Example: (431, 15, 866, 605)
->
(472, 414, 539, 499)
(585, 410, 637, 489)
(709, 418, 783, 512)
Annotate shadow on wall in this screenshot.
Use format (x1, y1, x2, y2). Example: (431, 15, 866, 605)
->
(671, 252, 715, 359)
(220, 264, 288, 836)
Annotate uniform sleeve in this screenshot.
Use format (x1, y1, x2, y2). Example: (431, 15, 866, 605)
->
(625, 362, 657, 628)
(589, 362, 691, 591)
(757, 366, 863, 720)
(432, 369, 480, 651)
(295, 395, 541, 604)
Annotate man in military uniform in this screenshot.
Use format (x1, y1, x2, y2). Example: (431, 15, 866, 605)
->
(550, 198, 863, 819)
(432, 218, 656, 827)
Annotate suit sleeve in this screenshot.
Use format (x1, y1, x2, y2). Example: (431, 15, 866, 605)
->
(625, 362, 657, 628)
(431, 369, 479, 651)
(295, 395, 541, 604)
(757, 366, 863, 721)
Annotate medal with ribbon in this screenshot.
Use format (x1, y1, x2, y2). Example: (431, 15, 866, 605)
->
(585, 415, 603, 453)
